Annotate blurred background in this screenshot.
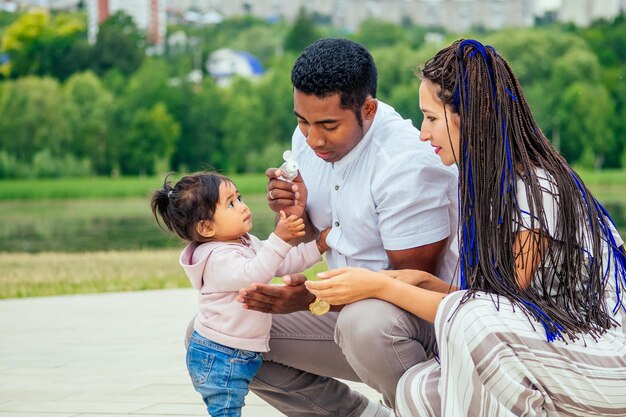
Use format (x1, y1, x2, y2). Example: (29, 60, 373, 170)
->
(1, 0, 625, 299)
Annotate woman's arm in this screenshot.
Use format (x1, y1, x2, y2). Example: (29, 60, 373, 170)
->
(513, 229, 547, 290)
(305, 267, 448, 323)
(379, 269, 458, 293)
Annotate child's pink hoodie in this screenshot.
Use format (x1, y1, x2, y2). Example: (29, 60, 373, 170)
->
(180, 233, 321, 352)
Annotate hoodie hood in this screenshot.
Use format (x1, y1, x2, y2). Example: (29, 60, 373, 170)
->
(179, 242, 221, 290)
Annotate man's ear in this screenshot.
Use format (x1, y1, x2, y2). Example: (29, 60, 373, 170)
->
(363, 98, 378, 121)
(196, 220, 215, 238)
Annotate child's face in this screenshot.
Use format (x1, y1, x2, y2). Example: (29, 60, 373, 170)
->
(208, 181, 253, 242)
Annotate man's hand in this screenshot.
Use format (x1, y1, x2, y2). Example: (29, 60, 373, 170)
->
(266, 168, 308, 218)
(237, 274, 314, 314)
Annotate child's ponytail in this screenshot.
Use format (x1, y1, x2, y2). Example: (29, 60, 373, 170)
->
(150, 174, 178, 235)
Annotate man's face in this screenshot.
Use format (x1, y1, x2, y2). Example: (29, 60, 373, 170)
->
(293, 89, 376, 163)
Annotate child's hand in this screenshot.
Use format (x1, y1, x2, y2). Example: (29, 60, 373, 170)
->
(275, 211, 305, 242)
(316, 227, 331, 254)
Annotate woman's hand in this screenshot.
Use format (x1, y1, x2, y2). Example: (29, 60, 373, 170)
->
(379, 269, 430, 286)
(304, 267, 388, 305)
(380, 269, 458, 294)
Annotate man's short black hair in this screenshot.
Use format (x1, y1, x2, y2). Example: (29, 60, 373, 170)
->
(291, 38, 378, 125)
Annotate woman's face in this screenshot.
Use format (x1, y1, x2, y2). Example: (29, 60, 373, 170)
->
(418, 80, 460, 166)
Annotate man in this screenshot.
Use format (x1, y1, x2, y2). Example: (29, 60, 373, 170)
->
(237, 38, 459, 417)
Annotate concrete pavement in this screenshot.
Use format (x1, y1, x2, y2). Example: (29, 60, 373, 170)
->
(0, 289, 382, 417)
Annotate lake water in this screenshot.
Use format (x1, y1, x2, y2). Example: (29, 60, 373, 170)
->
(1, 198, 624, 253)
(0, 197, 276, 253)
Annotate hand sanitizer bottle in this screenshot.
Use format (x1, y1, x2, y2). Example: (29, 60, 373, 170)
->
(279, 150, 299, 182)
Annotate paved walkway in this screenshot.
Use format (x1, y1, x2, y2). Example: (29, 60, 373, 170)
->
(0, 289, 382, 417)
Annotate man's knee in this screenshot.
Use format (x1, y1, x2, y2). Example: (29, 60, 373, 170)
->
(336, 298, 434, 353)
(336, 299, 401, 347)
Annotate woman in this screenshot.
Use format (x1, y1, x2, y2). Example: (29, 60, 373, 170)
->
(305, 39, 626, 416)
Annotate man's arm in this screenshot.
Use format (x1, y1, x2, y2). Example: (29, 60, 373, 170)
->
(386, 238, 447, 273)
(385, 238, 457, 294)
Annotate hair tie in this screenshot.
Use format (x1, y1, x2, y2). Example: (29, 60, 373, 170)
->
(167, 190, 173, 198)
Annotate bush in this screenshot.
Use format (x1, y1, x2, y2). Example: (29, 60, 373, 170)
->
(31, 149, 93, 178)
(0, 151, 19, 178)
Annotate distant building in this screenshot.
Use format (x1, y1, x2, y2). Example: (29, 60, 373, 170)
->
(166, 0, 536, 31)
(167, 0, 624, 30)
(206, 48, 264, 86)
(556, 0, 622, 26)
(87, 0, 166, 52)
(0, 1, 18, 12)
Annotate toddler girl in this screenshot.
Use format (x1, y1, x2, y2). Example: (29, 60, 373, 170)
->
(150, 171, 328, 417)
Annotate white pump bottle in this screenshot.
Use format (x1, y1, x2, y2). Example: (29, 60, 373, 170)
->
(279, 150, 299, 182)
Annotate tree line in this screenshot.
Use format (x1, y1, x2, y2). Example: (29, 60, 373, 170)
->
(0, 8, 624, 178)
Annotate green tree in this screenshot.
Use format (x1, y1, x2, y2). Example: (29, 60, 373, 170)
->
(90, 11, 144, 77)
(284, 7, 321, 54)
(256, 54, 297, 147)
(121, 103, 180, 175)
(0, 10, 86, 79)
(113, 58, 184, 173)
(351, 18, 408, 49)
(229, 24, 286, 65)
(221, 78, 265, 172)
(557, 82, 616, 169)
(63, 71, 116, 175)
(482, 29, 606, 159)
(372, 45, 426, 101)
(580, 14, 626, 167)
(0, 10, 48, 77)
(118, 58, 173, 117)
(0, 76, 70, 163)
(581, 13, 626, 67)
(172, 77, 227, 172)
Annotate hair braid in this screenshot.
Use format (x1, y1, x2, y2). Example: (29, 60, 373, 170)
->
(420, 39, 626, 341)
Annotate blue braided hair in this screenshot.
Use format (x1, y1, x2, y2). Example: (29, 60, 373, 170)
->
(420, 39, 626, 342)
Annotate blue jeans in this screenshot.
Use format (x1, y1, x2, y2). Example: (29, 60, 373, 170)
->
(187, 331, 263, 417)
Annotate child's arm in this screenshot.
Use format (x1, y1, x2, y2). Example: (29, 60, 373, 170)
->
(274, 227, 330, 277)
(205, 219, 323, 292)
(206, 235, 300, 292)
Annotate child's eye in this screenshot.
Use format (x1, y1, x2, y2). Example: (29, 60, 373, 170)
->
(238, 195, 242, 202)
(228, 201, 234, 208)
(427, 116, 436, 122)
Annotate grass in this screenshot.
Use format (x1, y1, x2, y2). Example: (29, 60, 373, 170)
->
(0, 249, 328, 299)
(0, 173, 268, 200)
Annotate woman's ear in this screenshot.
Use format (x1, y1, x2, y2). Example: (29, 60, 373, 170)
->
(451, 112, 461, 129)
(196, 220, 215, 238)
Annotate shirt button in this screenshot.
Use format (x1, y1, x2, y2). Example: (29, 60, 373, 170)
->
(334, 221, 340, 227)
(334, 185, 339, 190)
